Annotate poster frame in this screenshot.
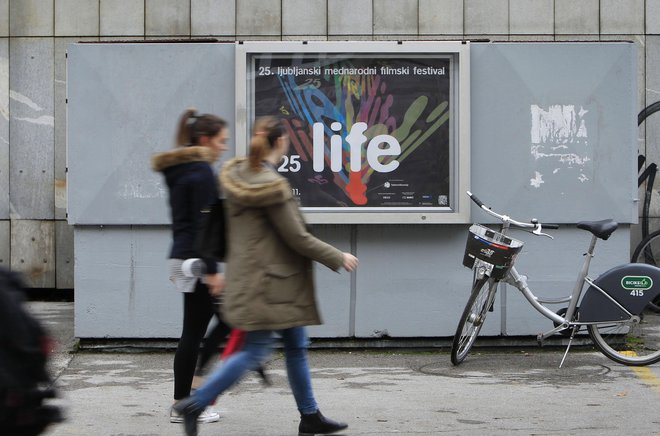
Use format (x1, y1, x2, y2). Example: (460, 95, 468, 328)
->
(235, 41, 470, 224)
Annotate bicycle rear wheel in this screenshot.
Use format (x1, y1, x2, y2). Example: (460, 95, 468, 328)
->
(631, 230, 660, 313)
(587, 309, 660, 366)
(450, 276, 496, 365)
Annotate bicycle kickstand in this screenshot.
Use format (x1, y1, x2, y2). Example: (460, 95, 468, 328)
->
(559, 326, 579, 368)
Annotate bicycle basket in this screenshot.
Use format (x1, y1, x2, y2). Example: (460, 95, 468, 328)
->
(463, 224, 524, 279)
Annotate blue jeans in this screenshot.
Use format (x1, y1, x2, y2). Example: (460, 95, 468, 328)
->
(192, 326, 319, 415)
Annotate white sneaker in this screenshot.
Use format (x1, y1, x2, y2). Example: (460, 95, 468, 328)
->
(170, 406, 220, 423)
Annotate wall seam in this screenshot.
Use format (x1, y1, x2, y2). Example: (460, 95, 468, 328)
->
(553, 0, 556, 40)
(349, 225, 357, 337)
(507, 0, 510, 36)
(462, 0, 465, 38)
(417, 0, 420, 36)
(7, 1, 11, 267)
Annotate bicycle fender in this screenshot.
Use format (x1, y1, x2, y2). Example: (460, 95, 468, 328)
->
(579, 263, 660, 322)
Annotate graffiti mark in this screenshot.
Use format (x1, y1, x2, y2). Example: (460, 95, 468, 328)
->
(530, 171, 544, 188)
(531, 105, 588, 144)
(530, 104, 591, 186)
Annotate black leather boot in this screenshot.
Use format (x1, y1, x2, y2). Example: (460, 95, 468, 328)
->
(172, 397, 203, 436)
(298, 410, 348, 435)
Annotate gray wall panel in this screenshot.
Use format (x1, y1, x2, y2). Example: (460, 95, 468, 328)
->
(11, 220, 55, 288)
(100, 0, 145, 36)
(55, 220, 74, 289)
(509, 0, 554, 35)
(145, 0, 190, 36)
(649, 1, 660, 34)
(191, 0, 236, 36)
(471, 42, 637, 224)
(354, 225, 477, 338)
(555, 0, 599, 35)
(74, 225, 353, 338)
(465, 0, 508, 35)
(419, 0, 463, 35)
(0, 38, 7, 219)
(306, 225, 352, 338)
(0, 220, 8, 268)
(9, 38, 54, 219)
(74, 226, 182, 338)
(282, 0, 326, 37)
(600, 0, 644, 35)
(236, 0, 281, 36)
(55, 37, 96, 220)
(55, 0, 100, 37)
(0, 1, 7, 37)
(328, 0, 372, 36)
(9, 0, 54, 37)
(373, 0, 418, 35)
(67, 42, 236, 225)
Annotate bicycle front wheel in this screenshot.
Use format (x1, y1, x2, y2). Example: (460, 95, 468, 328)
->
(631, 230, 660, 313)
(450, 276, 496, 365)
(587, 309, 660, 366)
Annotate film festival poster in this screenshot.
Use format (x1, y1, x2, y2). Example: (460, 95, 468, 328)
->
(252, 54, 452, 210)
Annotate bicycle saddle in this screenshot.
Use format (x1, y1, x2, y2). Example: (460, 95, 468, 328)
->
(576, 219, 618, 240)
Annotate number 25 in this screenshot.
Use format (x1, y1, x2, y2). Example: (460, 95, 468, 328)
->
(278, 155, 301, 173)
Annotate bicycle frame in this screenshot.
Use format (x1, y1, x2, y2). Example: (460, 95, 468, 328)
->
(498, 232, 598, 341)
(496, 230, 649, 343)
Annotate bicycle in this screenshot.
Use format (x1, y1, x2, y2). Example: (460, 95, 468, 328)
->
(450, 191, 660, 367)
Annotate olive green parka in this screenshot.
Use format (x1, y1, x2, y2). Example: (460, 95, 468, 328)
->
(219, 157, 344, 331)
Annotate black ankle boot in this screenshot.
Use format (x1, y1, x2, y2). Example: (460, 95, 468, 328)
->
(172, 397, 203, 436)
(298, 410, 348, 435)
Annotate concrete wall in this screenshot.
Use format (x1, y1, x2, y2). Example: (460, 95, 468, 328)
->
(2, 0, 658, 291)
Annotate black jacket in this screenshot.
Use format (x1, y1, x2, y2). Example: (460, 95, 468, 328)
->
(151, 146, 219, 274)
(0, 269, 49, 388)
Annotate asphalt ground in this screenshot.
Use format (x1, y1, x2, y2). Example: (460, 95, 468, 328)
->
(27, 302, 660, 436)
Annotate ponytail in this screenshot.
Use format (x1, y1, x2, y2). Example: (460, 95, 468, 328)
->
(248, 133, 271, 171)
(175, 108, 227, 147)
(248, 116, 286, 171)
(176, 108, 197, 147)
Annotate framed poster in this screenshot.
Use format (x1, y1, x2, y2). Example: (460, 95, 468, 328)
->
(236, 41, 470, 223)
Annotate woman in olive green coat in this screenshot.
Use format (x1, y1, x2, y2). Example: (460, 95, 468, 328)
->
(220, 155, 344, 331)
(173, 116, 358, 436)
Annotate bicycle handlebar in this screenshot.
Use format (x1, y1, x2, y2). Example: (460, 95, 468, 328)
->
(467, 191, 559, 234)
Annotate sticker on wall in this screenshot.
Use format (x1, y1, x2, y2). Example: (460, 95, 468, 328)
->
(529, 105, 592, 188)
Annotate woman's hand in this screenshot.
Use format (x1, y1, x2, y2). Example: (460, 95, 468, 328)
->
(342, 253, 358, 272)
(205, 273, 225, 297)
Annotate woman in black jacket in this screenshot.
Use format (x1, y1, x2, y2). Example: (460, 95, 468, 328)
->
(151, 109, 230, 424)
